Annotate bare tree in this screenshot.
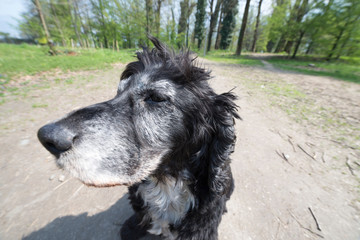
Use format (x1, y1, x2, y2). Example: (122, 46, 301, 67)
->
(235, 0, 251, 55)
(34, 0, 56, 55)
(207, 0, 223, 51)
(251, 0, 263, 52)
(154, 0, 164, 37)
(146, 0, 154, 43)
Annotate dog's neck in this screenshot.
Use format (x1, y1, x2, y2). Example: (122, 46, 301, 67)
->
(136, 175, 195, 239)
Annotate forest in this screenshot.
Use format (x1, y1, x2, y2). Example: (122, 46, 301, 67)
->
(12, 0, 360, 60)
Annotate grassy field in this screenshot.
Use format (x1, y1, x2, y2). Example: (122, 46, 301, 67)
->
(0, 43, 135, 82)
(266, 56, 360, 84)
(200, 50, 264, 66)
(197, 49, 359, 84)
(1, 43, 358, 86)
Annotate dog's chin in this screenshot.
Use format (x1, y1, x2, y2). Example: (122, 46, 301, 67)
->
(53, 151, 160, 188)
(67, 168, 137, 188)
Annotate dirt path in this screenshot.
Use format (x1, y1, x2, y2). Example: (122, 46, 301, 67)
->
(0, 60, 359, 240)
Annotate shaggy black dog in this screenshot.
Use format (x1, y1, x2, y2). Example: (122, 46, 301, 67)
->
(38, 37, 239, 240)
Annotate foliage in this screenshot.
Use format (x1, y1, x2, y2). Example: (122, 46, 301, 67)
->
(219, 0, 238, 49)
(13, 0, 360, 59)
(194, 0, 207, 49)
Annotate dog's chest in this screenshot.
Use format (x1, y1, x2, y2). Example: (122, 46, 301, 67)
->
(137, 176, 194, 239)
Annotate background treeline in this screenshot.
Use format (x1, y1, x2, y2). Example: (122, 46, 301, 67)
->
(18, 0, 360, 59)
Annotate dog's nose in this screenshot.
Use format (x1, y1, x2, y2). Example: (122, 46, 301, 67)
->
(37, 123, 76, 156)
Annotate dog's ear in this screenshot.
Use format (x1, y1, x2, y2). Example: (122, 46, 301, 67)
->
(207, 92, 239, 196)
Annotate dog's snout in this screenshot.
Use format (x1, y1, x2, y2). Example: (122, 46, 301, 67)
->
(37, 123, 76, 156)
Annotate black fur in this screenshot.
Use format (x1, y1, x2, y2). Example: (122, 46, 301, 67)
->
(121, 37, 239, 240)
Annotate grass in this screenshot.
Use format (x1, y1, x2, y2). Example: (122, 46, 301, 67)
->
(0, 43, 136, 105)
(32, 103, 48, 108)
(201, 50, 264, 66)
(266, 56, 360, 84)
(0, 43, 135, 79)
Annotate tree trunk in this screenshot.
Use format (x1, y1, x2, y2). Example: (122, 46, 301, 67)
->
(235, 0, 251, 55)
(335, 16, 360, 59)
(291, 30, 305, 59)
(274, 34, 286, 53)
(171, 8, 176, 44)
(154, 0, 162, 37)
(145, 0, 154, 45)
(50, 0, 66, 46)
(97, 0, 108, 48)
(68, 0, 83, 47)
(207, 0, 222, 51)
(214, 8, 223, 50)
(186, 2, 196, 47)
(335, 33, 351, 60)
(251, 0, 263, 52)
(326, 28, 344, 61)
(305, 39, 313, 54)
(284, 40, 293, 54)
(266, 40, 274, 52)
(73, 0, 83, 47)
(34, 0, 56, 55)
(85, 5, 96, 48)
(284, 0, 308, 55)
(186, 17, 190, 47)
(194, 0, 206, 48)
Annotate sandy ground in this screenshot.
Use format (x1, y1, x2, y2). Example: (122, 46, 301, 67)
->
(0, 59, 359, 240)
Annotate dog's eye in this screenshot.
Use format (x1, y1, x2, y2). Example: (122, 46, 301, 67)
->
(145, 94, 166, 104)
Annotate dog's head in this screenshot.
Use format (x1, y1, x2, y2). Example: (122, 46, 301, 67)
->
(38, 37, 239, 190)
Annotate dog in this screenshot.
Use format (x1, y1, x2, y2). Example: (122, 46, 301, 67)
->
(38, 37, 239, 240)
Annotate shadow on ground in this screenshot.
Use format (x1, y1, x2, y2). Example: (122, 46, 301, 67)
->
(22, 194, 157, 240)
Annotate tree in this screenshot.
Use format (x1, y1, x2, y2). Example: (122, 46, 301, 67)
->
(68, 0, 83, 47)
(207, 0, 223, 51)
(251, 0, 263, 52)
(291, 29, 305, 58)
(301, 0, 334, 55)
(266, 0, 290, 52)
(49, 0, 66, 46)
(219, 0, 238, 49)
(146, 0, 154, 44)
(18, 2, 43, 40)
(34, 0, 56, 55)
(154, 0, 164, 38)
(214, 6, 223, 49)
(194, 0, 207, 48)
(326, 0, 360, 60)
(178, 0, 196, 47)
(235, 0, 251, 55)
(283, 0, 309, 54)
(91, 0, 110, 48)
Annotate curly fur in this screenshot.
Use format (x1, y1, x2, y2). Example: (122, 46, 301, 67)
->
(121, 37, 240, 239)
(37, 37, 240, 240)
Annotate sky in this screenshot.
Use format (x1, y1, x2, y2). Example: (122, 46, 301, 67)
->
(0, 0, 273, 38)
(0, 0, 27, 37)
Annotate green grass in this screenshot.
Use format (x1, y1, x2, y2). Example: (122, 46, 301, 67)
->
(201, 50, 263, 66)
(266, 57, 360, 84)
(32, 103, 48, 108)
(0, 43, 135, 79)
